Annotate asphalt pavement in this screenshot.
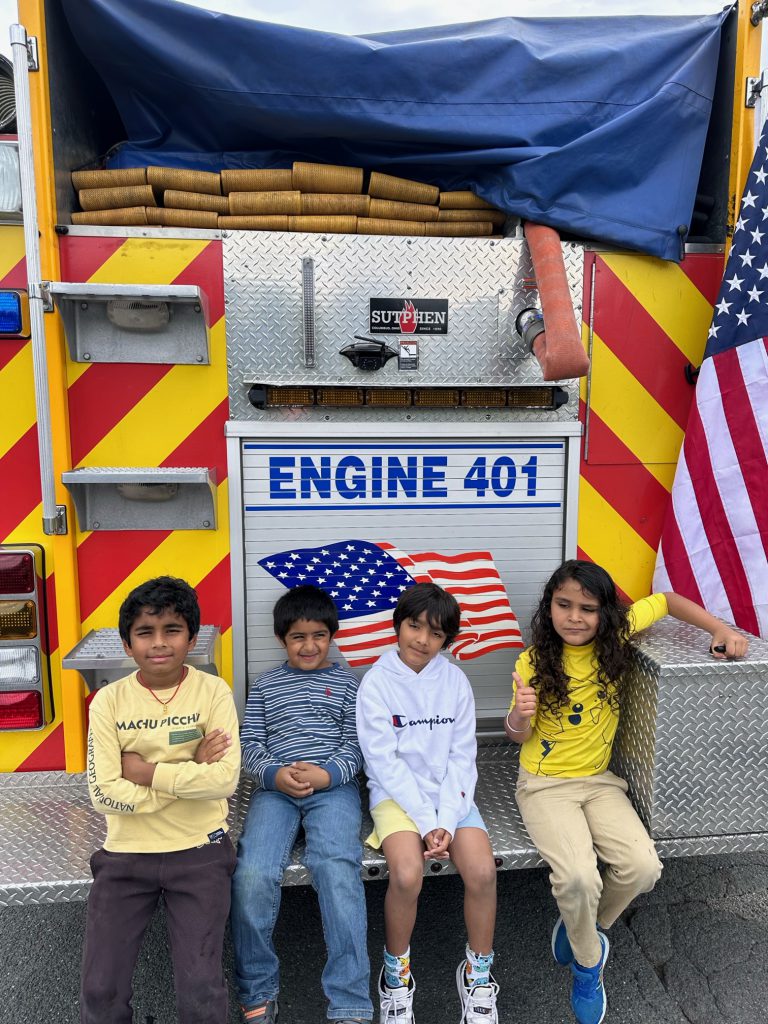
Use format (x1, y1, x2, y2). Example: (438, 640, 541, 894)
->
(4, 852, 768, 1024)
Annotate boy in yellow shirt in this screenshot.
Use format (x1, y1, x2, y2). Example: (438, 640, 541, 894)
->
(80, 576, 241, 1024)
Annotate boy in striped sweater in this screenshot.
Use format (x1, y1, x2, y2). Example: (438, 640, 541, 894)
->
(231, 585, 372, 1024)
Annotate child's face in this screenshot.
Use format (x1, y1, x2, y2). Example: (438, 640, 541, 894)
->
(279, 618, 332, 671)
(550, 578, 601, 646)
(396, 610, 447, 673)
(123, 606, 197, 687)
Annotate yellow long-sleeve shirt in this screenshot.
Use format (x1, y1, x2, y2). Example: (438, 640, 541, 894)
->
(86, 666, 241, 852)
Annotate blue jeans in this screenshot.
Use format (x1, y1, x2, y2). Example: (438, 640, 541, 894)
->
(231, 781, 373, 1019)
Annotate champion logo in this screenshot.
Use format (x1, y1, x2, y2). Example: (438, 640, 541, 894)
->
(391, 713, 456, 731)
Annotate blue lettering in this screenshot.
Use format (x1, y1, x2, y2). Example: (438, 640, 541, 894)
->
(422, 456, 448, 498)
(336, 456, 367, 499)
(371, 456, 383, 499)
(269, 456, 296, 499)
(387, 456, 418, 498)
(300, 456, 331, 499)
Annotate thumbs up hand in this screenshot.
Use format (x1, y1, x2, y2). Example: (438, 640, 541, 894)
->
(505, 671, 537, 740)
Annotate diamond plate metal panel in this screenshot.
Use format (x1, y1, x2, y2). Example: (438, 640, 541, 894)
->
(224, 232, 582, 422)
(613, 618, 768, 844)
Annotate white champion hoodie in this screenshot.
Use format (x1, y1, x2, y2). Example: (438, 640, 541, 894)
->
(356, 647, 478, 838)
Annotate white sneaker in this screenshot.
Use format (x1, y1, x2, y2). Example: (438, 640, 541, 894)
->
(456, 961, 499, 1024)
(378, 966, 416, 1024)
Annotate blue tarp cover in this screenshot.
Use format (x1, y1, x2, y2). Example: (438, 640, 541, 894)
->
(62, 0, 730, 260)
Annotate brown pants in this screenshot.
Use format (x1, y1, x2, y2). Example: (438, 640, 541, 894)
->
(80, 837, 237, 1024)
(516, 767, 662, 967)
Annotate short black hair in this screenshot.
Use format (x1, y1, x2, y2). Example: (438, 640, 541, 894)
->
(393, 582, 461, 648)
(273, 585, 339, 640)
(118, 576, 200, 644)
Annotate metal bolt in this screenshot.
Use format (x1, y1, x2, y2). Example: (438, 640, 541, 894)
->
(83, 352, 91, 361)
(92, 521, 100, 529)
(80, 302, 88, 310)
(202, 520, 211, 528)
(194, 303, 201, 313)
(196, 355, 204, 363)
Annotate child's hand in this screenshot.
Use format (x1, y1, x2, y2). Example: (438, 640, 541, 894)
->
(275, 764, 313, 798)
(423, 828, 452, 860)
(505, 672, 537, 738)
(194, 729, 232, 764)
(291, 762, 332, 791)
(709, 625, 749, 660)
(121, 751, 156, 786)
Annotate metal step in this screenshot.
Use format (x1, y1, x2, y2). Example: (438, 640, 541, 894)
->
(0, 745, 539, 907)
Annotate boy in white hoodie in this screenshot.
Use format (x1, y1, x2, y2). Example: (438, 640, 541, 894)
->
(356, 583, 498, 1024)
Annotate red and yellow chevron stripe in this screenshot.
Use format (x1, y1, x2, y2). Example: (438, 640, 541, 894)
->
(577, 252, 724, 602)
(1, 233, 233, 771)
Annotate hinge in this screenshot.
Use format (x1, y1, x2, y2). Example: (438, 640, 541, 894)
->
(43, 505, 68, 536)
(26, 35, 38, 71)
(33, 281, 54, 312)
(746, 72, 764, 109)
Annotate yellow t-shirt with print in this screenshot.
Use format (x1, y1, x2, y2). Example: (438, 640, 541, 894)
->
(510, 593, 668, 778)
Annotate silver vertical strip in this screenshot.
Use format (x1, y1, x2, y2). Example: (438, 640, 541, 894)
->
(226, 428, 248, 717)
(301, 256, 315, 367)
(582, 254, 597, 462)
(563, 431, 582, 559)
(10, 25, 64, 535)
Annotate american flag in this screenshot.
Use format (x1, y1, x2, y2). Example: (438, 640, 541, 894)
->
(653, 121, 768, 638)
(258, 539, 524, 666)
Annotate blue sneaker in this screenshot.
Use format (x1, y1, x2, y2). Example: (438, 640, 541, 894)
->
(551, 916, 573, 966)
(570, 932, 610, 1024)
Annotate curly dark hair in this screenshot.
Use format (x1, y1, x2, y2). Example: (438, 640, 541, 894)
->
(529, 560, 637, 713)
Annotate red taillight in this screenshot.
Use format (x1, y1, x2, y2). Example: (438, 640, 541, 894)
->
(0, 551, 35, 594)
(0, 690, 42, 729)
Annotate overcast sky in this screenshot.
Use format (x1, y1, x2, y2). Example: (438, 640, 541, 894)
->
(0, 0, 731, 50)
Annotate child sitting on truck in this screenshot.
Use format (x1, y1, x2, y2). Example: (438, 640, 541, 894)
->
(506, 559, 748, 1024)
(81, 576, 241, 1024)
(231, 584, 372, 1024)
(356, 582, 499, 1024)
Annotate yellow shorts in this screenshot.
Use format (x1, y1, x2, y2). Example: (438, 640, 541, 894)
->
(366, 799, 487, 849)
(366, 799, 421, 849)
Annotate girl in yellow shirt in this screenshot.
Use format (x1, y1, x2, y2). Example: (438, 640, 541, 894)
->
(505, 559, 747, 1024)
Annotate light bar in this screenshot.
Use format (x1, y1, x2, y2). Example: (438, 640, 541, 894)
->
(249, 384, 568, 410)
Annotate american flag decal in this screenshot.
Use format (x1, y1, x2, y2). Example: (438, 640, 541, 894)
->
(258, 539, 523, 666)
(654, 122, 768, 639)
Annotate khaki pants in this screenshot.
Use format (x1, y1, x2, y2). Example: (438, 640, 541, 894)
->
(516, 767, 662, 968)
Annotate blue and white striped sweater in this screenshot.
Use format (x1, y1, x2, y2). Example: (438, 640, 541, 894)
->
(240, 662, 362, 790)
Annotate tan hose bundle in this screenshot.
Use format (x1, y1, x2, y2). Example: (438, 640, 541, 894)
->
(437, 208, 506, 225)
(292, 162, 363, 194)
(71, 168, 147, 190)
(300, 193, 371, 216)
(425, 221, 493, 236)
(358, 218, 426, 236)
(369, 199, 439, 222)
(368, 172, 438, 205)
(288, 215, 357, 234)
(219, 215, 289, 230)
(229, 191, 301, 215)
(439, 190, 495, 210)
(147, 166, 222, 196)
(163, 190, 230, 214)
(78, 184, 158, 211)
(71, 207, 148, 226)
(146, 207, 218, 228)
(221, 168, 293, 193)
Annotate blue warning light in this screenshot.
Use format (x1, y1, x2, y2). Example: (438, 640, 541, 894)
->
(0, 291, 22, 334)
